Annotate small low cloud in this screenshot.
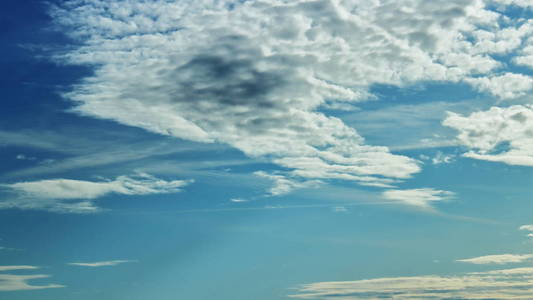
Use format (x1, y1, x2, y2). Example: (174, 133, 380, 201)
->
(382, 188, 454, 208)
(457, 254, 533, 265)
(0, 265, 64, 292)
(431, 151, 455, 165)
(254, 171, 322, 196)
(519, 225, 533, 238)
(68, 260, 136, 267)
(230, 198, 248, 203)
(520, 225, 533, 232)
(15, 154, 36, 161)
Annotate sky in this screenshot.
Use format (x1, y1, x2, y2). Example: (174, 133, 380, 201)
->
(2, 0, 533, 299)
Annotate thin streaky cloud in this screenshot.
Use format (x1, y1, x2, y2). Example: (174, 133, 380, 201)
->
(67, 260, 137, 267)
(0, 266, 38, 272)
(457, 254, 533, 265)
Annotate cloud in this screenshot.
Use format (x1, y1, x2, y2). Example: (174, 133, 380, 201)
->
(0, 266, 64, 292)
(489, 0, 533, 9)
(0, 173, 192, 213)
(0, 266, 37, 272)
(42, 0, 533, 195)
(382, 188, 454, 208)
(68, 260, 135, 267)
(15, 154, 36, 161)
(47, 0, 533, 190)
(290, 267, 533, 299)
(431, 151, 455, 165)
(465, 73, 533, 99)
(254, 171, 322, 196)
(520, 225, 533, 231)
(230, 198, 248, 203)
(444, 105, 533, 166)
(457, 254, 533, 264)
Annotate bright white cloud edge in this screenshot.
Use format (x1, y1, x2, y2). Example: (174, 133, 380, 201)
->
(457, 254, 533, 264)
(68, 260, 136, 267)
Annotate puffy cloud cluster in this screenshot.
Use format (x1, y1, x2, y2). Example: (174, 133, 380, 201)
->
(291, 267, 533, 299)
(519, 224, 533, 238)
(0, 173, 191, 213)
(48, 0, 533, 190)
(444, 105, 533, 166)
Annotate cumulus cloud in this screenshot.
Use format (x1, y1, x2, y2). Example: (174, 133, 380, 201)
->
(68, 260, 136, 267)
(0, 266, 64, 292)
(489, 0, 533, 9)
(519, 225, 533, 238)
(46, 0, 533, 190)
(465, 73, 533, 99)
(254, 171, 322, 196)
(431, 151, 455, 165)
(457, 254, 533, 264)
(382, 188, 454, 208)
(520, 225, 533, 231)
(0, 173, 191, 213)
(444, 105, 533, 166)
(290, 267, 533, 299)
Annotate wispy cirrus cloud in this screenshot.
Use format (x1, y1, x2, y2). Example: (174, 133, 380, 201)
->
(382, 188, 454, 208)
(0, 266, 38, 272)
(290, 267, 533, 299)
(0, 266, 64, 292)
(0, 173, 192, 213)
(457, 254, 533, 265)
(68, 260, 136, 267)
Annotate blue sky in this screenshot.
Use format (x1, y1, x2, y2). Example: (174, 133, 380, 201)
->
(2, 0, 533, 299)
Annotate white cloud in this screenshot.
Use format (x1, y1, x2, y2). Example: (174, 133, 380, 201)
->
(514, 36, 533, 68)
(457, 254, 533, 264)
(68, 260, 135, 267)
(254, 171, 322, 196)
(520, 225, 533, 231)
(0, 266, 64, 292)
(444, 105, 533, 166)
(431, 151, 455, 165)
(465, 73, 533, 99)
(47, 0, 533, 190)
(230, 198, 248, 203)
(382, 188, 454, 208)
(290, 267, 533, 299)
(489, 0, 533, 9)
(0, 173, 192, 213)
(0, 266, 37, 272)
